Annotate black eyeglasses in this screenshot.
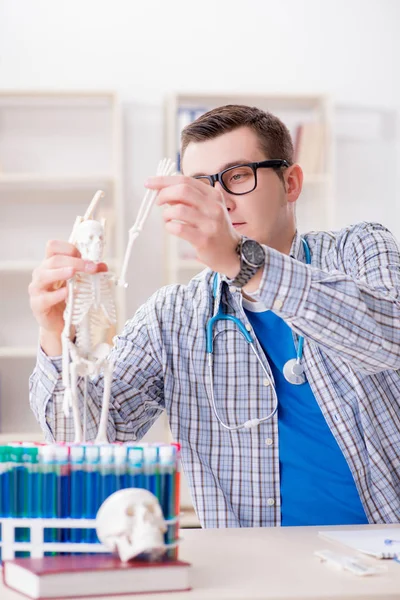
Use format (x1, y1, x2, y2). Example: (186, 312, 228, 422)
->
(193, 159, 289, 195)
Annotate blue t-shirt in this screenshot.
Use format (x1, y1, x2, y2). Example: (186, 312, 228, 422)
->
(243, 299, 368, 526)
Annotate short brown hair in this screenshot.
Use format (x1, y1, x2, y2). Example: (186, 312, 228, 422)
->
(181, 104, 294, 166)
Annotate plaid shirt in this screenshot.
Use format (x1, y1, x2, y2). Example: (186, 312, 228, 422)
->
(30, 221, 400, 528)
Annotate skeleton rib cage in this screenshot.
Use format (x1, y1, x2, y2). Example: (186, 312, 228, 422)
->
(66, 272, 117, 355)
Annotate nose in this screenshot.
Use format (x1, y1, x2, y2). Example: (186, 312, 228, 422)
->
(215, 182, 235, 211)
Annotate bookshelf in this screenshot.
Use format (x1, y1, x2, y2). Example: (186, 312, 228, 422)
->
(164, 92, 334, 285)
(0, 91, 124, 434)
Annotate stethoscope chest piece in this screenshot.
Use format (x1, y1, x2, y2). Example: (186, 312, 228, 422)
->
(283, 358, 306, 385)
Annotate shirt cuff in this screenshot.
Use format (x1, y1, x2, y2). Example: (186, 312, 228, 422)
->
(246, 246, 312, 316)
(36, 345, 64, 392)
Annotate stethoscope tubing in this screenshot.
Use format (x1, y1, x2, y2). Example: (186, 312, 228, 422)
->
(206, 237, 311, 431)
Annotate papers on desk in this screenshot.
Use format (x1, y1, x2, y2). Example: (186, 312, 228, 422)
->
(319, 528, 400, 559)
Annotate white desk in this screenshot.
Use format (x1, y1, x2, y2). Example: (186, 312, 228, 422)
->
(1, 524, 400, 600)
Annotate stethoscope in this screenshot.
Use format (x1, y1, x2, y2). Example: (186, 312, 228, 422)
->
(206, 238, 311, 431)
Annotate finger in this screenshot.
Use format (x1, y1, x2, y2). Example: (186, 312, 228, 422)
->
(162, 204, 201, 227)
(44, 255, 108, 273)
(45, 240, 81, 259)
(31, 262, 107, 293)
(31, 286, 68, 312)
(145, 174, 208, 195)
(145, 175, 186, 189)
(30, 266, 75, 294)
(165, 221, 201, 247)
(156, 184, 206, 210)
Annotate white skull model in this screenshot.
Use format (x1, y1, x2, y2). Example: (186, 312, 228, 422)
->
(74, 219, 105, 263)
(96, 489, 168, 562)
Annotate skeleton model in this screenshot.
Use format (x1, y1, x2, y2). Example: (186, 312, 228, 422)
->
(96, 489, 168, 562)
(62, 158, 175, 443)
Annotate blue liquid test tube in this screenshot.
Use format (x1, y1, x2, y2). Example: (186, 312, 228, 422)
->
(54, 446, 70, 549)
(159, 445, 177, 558)
(143, 445, 159, 499)
(0, 445, 11, 559)
(126, 446, 144, 489)
(39, 445, 58, 554)
(113, 445, 127, 490)
(84, 445, 100, 543)
(25, 446, 40, 519)
(99, 445, 117, 504)
(70, 445, 84, 544)
(9, 445, 26, 548)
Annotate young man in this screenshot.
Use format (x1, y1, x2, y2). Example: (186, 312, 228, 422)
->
(29, 105, 400, 528)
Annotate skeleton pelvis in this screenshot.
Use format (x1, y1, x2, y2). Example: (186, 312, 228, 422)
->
(75, 343, 112, 378)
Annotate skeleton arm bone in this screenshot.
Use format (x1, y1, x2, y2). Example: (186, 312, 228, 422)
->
(117, 158, 176, 288)
(62, 279, 75, 416)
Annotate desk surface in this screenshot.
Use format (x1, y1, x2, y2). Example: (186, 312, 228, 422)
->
(1, 524, 400, 600)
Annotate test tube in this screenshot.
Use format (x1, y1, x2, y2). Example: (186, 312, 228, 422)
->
(70, 445, 85, 544)
(113, 445, 127, 491)
(25, 446, 40, 519)
(99, 445, 117, 504)
(143, 445, 160, 500)
(84, 444, 100, 543)
(39, 445, 58, 554)
(126, 446, 144, 489)
(0, 446, 11, 517)
(159, 445, 178, 559)
(9, 444, 28, 550)
(54, 445, 70, 549)
(0, 445, 11, 559)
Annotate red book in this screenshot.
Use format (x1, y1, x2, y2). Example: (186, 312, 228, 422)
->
(2, 554, 191, 599)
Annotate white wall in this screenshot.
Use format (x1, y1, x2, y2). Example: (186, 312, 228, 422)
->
(0, 0, 399, 436)
(1, 0, 399, 309)
(1, 0, 399, 106)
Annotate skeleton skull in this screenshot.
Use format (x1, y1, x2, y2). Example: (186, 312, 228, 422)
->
(74, 219, 105, 263)
(96, 489, 168, 562)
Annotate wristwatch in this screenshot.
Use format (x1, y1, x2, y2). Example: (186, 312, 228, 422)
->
(227, 237, 265, 288)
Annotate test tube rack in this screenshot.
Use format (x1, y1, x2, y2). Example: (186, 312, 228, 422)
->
(0, 516, 179, 561)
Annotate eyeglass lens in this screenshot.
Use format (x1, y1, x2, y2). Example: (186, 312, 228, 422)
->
(197, 166, 255, 194)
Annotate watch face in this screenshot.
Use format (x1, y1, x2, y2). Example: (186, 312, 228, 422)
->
(242, 239, 265, 267)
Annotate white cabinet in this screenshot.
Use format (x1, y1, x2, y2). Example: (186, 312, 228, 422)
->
(0, 91, 123, 433)
(164, 92, 334, 285)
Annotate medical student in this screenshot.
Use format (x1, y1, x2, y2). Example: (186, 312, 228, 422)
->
(29, 104, 400, 528)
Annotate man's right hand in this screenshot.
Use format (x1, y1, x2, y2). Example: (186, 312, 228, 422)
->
(28, 240, 107, 356)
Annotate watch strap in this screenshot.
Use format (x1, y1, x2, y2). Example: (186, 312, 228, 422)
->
(227, 238, 264, 288)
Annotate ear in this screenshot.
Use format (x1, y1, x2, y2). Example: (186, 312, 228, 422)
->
(284, 163, 303, 205)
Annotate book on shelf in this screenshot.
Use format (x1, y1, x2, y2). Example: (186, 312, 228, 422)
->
(2, 554, 192, 599)
(294, 121, 326, 175)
